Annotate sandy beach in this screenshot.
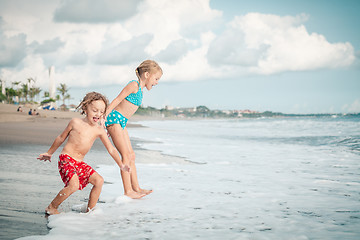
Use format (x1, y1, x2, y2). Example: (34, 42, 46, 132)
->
(0, 103, 147, 145)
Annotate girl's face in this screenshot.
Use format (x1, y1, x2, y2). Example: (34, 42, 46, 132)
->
(144, 70, 162, 91)
(85, 100, 106, 125)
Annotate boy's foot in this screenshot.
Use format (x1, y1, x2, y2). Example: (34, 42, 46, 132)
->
(45, 205, 60, 215)
(125, 191, 146, 199)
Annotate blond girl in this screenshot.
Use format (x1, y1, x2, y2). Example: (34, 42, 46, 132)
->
(104, 60, 163, 198)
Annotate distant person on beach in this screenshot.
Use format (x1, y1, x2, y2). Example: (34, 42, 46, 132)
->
(38, 92, 130, 215)
(17, 106, 22, 112)
(28, 109, 32, 115)
(33, 109, 39, 115)
(103, 60, 162, 199)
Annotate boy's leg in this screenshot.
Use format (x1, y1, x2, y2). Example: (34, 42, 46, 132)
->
(46, 174, 80, 215)
(87, 172, 104, 211)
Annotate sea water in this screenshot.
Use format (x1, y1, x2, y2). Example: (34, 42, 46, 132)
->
(16, 116, 360, 239)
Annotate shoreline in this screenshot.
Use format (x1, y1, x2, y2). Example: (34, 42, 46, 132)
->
(0, 103, 143, 145)
(0, 103, 188, 164)
(0, 103, 189, 164)
(0, 102, 151, 123)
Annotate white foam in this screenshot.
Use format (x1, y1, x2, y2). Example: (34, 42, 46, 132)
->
(71, 203, 87, 213)
(114, 195, 133, 204)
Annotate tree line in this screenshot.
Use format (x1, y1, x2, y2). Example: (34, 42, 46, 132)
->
(0, 78, 71, 109)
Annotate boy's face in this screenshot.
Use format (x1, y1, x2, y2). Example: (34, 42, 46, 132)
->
(85, 100, 106, 125)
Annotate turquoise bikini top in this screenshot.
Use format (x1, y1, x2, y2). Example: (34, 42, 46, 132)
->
(125, 80, 143, 106)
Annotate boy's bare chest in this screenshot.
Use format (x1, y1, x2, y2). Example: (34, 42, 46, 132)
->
(70, 126, 97, 144)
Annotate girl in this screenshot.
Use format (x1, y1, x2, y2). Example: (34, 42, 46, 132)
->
(104, 60, 163, 199)
(38, 92, 130, 214)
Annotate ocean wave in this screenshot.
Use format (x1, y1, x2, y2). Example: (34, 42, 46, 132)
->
(338, 136, 360, 152)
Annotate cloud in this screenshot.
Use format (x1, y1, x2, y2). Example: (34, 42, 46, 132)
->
(161, 32, 222, 82)
(0, 0, 222, 85)
(342, 99, 360, 113)
(0, 0, 357, 98)
(125, 0, 222, 55)
(0, 31, 27, 68)
(155, 39, 189, 64)
(54, 0, 143, 23)
(207, 13, 356, 74)
(95, 34, 153, 65)
(207, 28, 267, 66)
(67, 51, 88, 65)
(32, 37, 65, 54)
(0, 55, 49, 88)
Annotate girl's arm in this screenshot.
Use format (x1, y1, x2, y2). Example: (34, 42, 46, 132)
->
(99, 130, 131, 172)
(38, 119, 74, 162)
(105, 82, 138, 116)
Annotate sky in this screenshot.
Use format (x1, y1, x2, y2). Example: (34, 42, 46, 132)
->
(0, 0, 359, 114)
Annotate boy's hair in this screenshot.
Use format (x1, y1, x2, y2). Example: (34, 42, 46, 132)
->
(76, 92, 108, 115)
(135, 60, 163, 79)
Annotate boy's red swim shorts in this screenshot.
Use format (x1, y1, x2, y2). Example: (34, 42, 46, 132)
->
(58, 154, 96, 190)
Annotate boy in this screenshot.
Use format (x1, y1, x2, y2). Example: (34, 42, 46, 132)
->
(38, 92, 130, 215)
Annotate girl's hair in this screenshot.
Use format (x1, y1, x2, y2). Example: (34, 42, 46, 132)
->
(135, 60, 163, 80)
(76, 92, 108, 115)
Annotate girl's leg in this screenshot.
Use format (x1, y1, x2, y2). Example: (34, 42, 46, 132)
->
(123, 128, 153, 195)
(107, 124, 145, 199)
(46, 174, 80, 215)
(87, 172, 104, 211)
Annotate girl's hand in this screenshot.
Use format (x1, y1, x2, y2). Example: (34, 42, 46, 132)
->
(38, 153, 52, 162)
(121, 164, 131, 173)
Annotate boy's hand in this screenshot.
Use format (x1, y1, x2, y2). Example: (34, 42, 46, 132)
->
(100, 115, 106, 128)
(100, 116, 111, 137)
(38, 153, 52, 162)
(121, 164, 131, 172)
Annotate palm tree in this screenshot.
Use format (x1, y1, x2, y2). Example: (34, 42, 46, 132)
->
(56, 94, 60, 106)
(12, 81, 21, 103)
(0, 79, 4, 94)
(27, 78, 36, 102)
(64, 93, 71, 106)
(35, 87, 42, 102)
(30, 87, 41, 103)
(57, 83, 70, 109)
(27, 78, 35, 88)
(21, 83, 29, 102)
(12, 81, 21, 89)
(5, 88, 17, 103)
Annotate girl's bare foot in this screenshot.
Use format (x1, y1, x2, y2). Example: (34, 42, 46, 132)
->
(125, 191, 146, 199)
(136, 188, 153, 195)
(45, 204, 60, 215)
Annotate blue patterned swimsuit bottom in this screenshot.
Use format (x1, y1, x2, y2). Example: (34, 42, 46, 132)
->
(105, 110, 128, 129)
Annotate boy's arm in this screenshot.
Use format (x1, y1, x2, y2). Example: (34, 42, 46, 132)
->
(99, 130, 131, 172)
(105, 82, 137, 116)
(38, 119, 74, 162)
